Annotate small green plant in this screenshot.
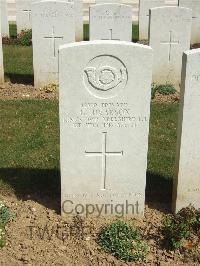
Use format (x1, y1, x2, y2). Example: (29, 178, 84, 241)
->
(151, 83, 158, 99)
(0, 201, 14, 248)
(157, 84, 176, 95)
(0, 226, 6, 248)
(98, 220, 148, 262)
(17, 29, 32, 46)
(163, 206, 200, 250)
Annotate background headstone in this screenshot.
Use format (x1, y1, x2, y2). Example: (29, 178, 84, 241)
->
(16, 0, 32, 34)
(139, 0, 165, 41)
(179, 0, 200, 45)
(0, 0, 9, 37)
(149, 7, 192, 89)
(59, 41, 153, 217)
(90, 4, 132, 41)
(173, 49, 200, 213)
(68, 0, 83, 41)
(32, 0, 75, 88)
(0, 17, 4, 84)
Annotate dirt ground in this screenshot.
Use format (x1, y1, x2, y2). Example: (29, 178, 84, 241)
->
(0, 83, 58, 100)
(0, 82, 179, 102)
(0, 194, 199, 266)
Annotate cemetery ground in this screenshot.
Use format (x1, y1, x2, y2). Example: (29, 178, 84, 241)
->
(0, 26, 199, 266)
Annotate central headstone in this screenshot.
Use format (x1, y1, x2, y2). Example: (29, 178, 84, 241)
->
(89, 4, 132, 41)
(179, 0, 200, 45)
(149, 7, 192, 88)
(32, 0, 75, 88)
(16, 0, 32, 34)
(59, 41, 153, 217)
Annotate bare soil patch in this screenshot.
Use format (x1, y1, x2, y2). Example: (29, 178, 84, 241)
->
(0, 194, 199, 266)
(0, 82, 58, 100)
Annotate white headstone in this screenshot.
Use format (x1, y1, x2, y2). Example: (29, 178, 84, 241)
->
(90, 4, 132, 41)
(139, 0, 165, 41)
(149, 7, 192, 88)
(0, 18, 4, 84)
(179, 0, 200, 45)
(173, 49, 200, 213)
(59, 41, 153, 217)
(0, 0, 9, 37)
(68, 0, 83, 41)
(16, 0, 32, 34)
(32, 0, 75, 88)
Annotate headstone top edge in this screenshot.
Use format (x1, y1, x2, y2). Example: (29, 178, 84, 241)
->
(184, 48, 200, 56)
(91, 3, 133, 8)
(59, 41, 153, 51)
(150, 6, 193, 12)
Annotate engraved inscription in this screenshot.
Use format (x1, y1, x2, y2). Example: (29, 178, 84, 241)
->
(160, 31, 179, 61)
(85, 132, 123, 190)
(84, 55, 128, 99)
(44, 26, 63, 57)
(62, 102, 148, 129)
(23, 9, 31, 21)
(84, 66, 126, 91)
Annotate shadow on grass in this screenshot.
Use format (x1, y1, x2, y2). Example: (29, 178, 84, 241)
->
(5, 73, 34, 85)
(0, 168, 60, 213)
(146, 171, 173, 212)
(0, 168, 173, 214)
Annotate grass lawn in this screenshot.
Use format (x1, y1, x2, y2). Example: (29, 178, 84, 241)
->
(0, 100, 178, 202)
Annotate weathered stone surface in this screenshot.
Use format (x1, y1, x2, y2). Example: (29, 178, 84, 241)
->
(139, 0, 165, 41)
(179, 0, 200, 45)
(0, 0, 9, 37)
(90, 3, 132, 41)
(32, 0, 75, 88)
(59, 41, 153, 217)
(68, 0, 83, 41)
(16, 0, 32, 33)
(173, 49, 200, 213)
(149, 6, 192, 88)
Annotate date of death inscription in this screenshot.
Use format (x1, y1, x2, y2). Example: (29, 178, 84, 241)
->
(62, 102, 148, 129)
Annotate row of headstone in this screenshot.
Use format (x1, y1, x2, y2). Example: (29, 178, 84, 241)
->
(139, 0, 200, 45)
(32, 2, 193, 89)
(59, 40, 200, 216)
(16, 0, 83, 41)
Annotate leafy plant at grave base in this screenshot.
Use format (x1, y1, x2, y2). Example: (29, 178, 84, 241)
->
(162, 206, 200, 250)
(98, 220, 149, 262)
(157, 84, 176, 95)
(0, 201, 14, 248)
(151, 83, 158, 99)
(16, 29, 32, 46)
(0, 226, 6, 248)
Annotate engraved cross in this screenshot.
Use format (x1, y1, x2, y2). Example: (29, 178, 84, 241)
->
(23, 9, 31, 21)
(160, 31, 179, 61)
(85, 132, 123, 190)
(102, 29, 120, 41)
(44, 26, 63, 57)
